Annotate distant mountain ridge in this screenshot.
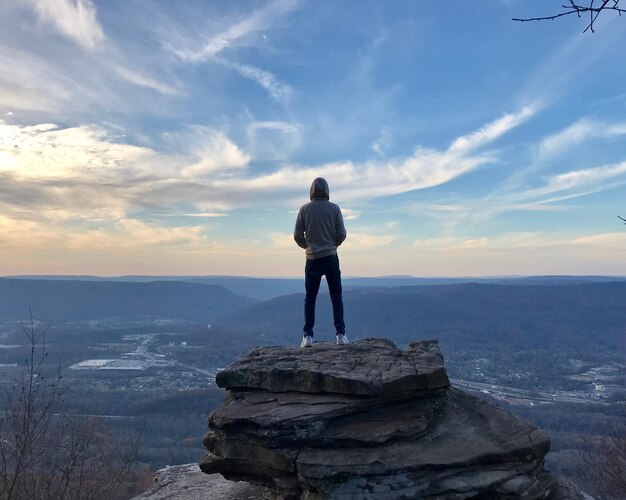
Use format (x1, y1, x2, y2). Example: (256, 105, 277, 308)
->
(219, 281, 626, 353)
(7, 274, 626, 300)
(2, 277, 625, 354)
(0, 278, 257, 322)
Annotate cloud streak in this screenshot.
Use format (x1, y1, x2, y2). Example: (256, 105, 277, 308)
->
(413, 231, 626, 255)
(228, 105, 539, 203)
(503, 161, 626, 207)
(415, 157, 626, 227)
(0, 102, 544, 276)
(165, 0, 297, 102)
(110, 64, 179, 95)
(169, 0, 298, 62)
(27, 0, 104, 48)
(449, 105, 537, 153)
(0, 103, 538, 229)
(212, 56, 293, 102)
(539, 118, 626, 157)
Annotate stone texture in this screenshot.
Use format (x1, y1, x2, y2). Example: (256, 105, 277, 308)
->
(215, 338, 449, 397)
(133, 464, 592, 500)
(199, 338, 590, 499)
(132, 463, 267, 500)
(295, 389, 550, 479)
(546, 476, 596, 500)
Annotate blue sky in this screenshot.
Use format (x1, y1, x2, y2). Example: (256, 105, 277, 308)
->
(1, 0, 625, 276)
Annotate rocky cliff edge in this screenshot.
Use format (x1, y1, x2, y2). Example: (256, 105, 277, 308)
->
(194, 338, 591, 499)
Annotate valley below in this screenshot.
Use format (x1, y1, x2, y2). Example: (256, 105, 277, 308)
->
(0, 275, 624, 496)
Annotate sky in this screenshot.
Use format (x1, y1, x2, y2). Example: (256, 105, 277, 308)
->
(1, 0, 625, 277)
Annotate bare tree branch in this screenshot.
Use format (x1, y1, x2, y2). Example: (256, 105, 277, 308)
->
(579, 410, 626, 498)
(0, 313, 144, 500)
(513, 0, 626, 33)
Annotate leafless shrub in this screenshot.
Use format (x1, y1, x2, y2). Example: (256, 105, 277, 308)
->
(0, 312, 142, 500)
(579, 411, 626, 499)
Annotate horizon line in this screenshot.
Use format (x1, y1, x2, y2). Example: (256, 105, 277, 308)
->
(4, 274, 626, 280)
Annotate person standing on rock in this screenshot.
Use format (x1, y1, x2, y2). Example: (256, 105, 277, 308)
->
(294, 177, 348, 347)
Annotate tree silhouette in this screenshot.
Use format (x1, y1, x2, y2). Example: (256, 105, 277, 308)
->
(513, 1, 626, 33)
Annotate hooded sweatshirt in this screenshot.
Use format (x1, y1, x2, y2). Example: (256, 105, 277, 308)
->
(294, 178, 347, 259)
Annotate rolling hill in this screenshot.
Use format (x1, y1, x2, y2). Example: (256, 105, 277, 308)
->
(219, 282, 626, 353)
(0, 278, 257, 322)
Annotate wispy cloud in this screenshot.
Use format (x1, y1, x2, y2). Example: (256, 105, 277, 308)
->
(154, 213, 229, 218)
(0, 56, 616, 272)
(570, 232, 626, 249)
(508, 161, 626, 206)
(449, 105, 537, 153)
(212, 56, 293, 102)
(0, 45, 73, 113)
(539, 119, 598, 157)
(342, 233, 396, 249)
(415, 158, 626, 226)
(165, 1, 297, 102)
(64, 218, 207, 252)
(542, 162, 626, 194)
(246, 120, 302, 160)
(354, 106, 539, 225)
(270, 232, 301, 252)
(0, 35, 177, 121)
(0, 102, 536, 232)
(0, 105, 533, 274)
(110, 64, 179, 95)
(413, 231, 626, 253)
(539, 118, 626, 157)
(182, 212, 228, 218)
(177, 128, 251, 178)
(248, 121, 300, 133)
(0, 2, 180, 126)
(0, 121, 154, 179)
(371, 126, 392, 157)
(472, 114, 626, 222)
(341, 208, 360, 220)
(270, 231, 395, 251)
(26, 0, 104, 48)
(407, 162, 625, 230)
(230, 105, 538, 203)
(168, 0, 299, 62)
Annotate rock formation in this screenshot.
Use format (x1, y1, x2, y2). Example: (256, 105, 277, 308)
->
(199, 338, 588, 499)
(132, 463, 265, 500)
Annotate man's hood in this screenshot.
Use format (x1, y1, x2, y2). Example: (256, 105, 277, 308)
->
(310, 177, 330, 200)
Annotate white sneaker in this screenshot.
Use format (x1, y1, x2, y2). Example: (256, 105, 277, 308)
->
(300, 336, 313, 348)
(336, 334, 349, 345)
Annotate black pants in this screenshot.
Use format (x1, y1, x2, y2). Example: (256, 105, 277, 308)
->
(303, 254, 345, 337)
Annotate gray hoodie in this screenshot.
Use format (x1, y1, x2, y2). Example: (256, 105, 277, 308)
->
(294, 178, 347, 259)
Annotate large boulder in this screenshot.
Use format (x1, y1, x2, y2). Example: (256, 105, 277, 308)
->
(215, 338, 449, 397)
(199, 338, 576, 499)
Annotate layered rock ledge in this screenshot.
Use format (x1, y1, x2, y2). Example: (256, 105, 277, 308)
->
(199, 338, 584, 499)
